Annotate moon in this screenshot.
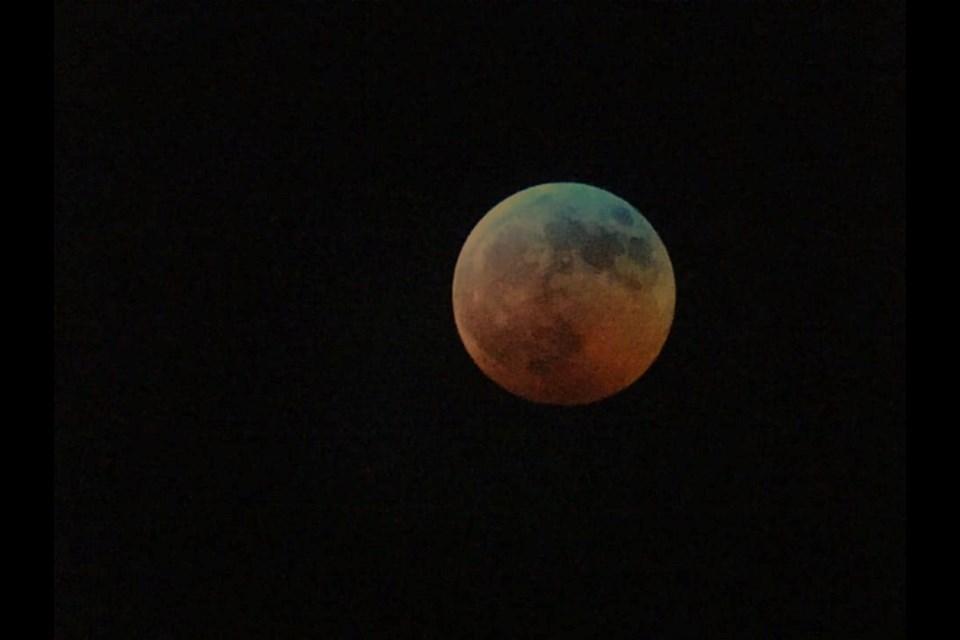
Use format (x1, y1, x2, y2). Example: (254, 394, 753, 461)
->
(452, 183, 675, 405)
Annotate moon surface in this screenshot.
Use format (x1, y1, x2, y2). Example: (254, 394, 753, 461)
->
(452, 183, 675, 405)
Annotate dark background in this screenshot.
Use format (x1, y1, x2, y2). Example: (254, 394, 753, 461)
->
(55, 3, 905, 637)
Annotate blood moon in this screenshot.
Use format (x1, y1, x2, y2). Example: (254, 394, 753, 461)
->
(452, 183, 675, 405)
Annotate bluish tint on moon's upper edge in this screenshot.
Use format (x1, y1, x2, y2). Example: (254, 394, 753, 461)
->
(480, 183, 656, 241)
(475, 183, 665, 277)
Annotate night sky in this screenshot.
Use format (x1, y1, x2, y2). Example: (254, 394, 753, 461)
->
(55, 4, 905, 637)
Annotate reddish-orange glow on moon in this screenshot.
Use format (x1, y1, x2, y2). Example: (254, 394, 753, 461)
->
(452, 183, 675, 405)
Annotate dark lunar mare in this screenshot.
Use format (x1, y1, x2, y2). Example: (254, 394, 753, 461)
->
(462, 300, 584, 376)
(543, 216, 656, 278)
(610, 206, 634, 226)
(626, 236, 655, 268)
(524, 317, 584, 375)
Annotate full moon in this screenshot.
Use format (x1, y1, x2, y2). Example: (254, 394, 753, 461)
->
(452, 183, 675, 405)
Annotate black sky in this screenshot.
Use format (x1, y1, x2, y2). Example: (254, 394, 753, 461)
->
(55, 4, 905, 637)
